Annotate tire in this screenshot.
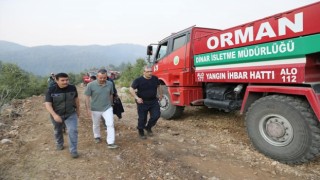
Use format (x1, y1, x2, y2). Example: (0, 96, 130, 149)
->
(159, 85, 184, 120)
(246, 95, 320, 164)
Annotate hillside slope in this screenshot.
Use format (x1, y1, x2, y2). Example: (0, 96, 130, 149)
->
(0, 41, 146, 75)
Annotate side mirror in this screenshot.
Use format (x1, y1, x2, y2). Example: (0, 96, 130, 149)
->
(147, 45, 153, 55)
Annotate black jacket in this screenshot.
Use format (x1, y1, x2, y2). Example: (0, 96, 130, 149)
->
(113, 97, 124, 119)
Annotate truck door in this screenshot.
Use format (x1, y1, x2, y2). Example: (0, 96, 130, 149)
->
(169, 34, 189, 70)
(154, 32, 192, 86)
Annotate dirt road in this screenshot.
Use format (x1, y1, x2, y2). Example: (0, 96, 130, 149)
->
(1, 85, 320, 179)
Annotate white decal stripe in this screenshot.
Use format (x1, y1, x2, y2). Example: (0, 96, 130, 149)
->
(195, 57, 306, 70)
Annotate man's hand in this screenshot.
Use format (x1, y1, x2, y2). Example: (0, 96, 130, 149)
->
(52, 114, 63, 123)
(136, 97, 143, 104)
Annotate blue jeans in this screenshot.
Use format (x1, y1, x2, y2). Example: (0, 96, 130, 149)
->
(137, 100, 160, 130)
(50, 113, 78, 153)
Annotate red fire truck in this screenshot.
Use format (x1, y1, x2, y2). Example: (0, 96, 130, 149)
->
(147, 2, 320, 164)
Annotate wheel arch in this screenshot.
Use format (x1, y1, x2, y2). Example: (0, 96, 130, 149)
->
(158, 79, 176, 105)
(240, 85, 320, 121)
(158, 79, 176, 106)
(159, 85, 185, 119)
(159, 79, 166, 86)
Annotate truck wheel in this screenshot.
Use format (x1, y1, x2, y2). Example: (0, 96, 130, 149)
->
(159, 85, 184, 120)
(246, 95, 320, 164)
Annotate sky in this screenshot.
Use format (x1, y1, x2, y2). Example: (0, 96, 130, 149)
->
(0, 0, 319, 47)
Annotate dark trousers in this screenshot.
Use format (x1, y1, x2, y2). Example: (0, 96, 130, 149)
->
(50, 113, 78, 153)
(137, 100, 160, 130)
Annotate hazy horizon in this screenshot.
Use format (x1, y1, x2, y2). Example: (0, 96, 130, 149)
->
(0, 0, 318, 47)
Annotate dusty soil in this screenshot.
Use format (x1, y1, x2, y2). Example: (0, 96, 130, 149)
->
(1, 85, 320, 180)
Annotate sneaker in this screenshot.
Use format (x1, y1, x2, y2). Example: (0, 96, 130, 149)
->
(71, 152, 79, 158)
(146, 128, 153, 137)
(95, 137, 101, 144)
(56, 145, 64, 150)
(138, 129, 147, 139)
(107, 144, 118, 149)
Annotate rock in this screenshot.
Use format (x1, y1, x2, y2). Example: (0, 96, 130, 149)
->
(171, 132, 179, 136)
(260, 168, 268, 172)
(1, 139, 12, 144)
(208, 176, 220, 180)
(209, 144, 218, 149)
(191, 139, 197, 144)
(8, 130, 19, 136)
(271, 161, 278, 166)
(11, 125, 19, 130)
(116, 155, 122, 161)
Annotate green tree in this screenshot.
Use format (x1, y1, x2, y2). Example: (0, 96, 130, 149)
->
(107, 64, 116, 71)
(118, 62, 128, 71)
(0, 63, 26, 109)
(0, 62, 47, 112)
(132, 58, 147, 77)
(0, 63, 27, 98)
(118, 63, 132, 87)
(118, 58, 147, 87)
(67, 73, 75, 85)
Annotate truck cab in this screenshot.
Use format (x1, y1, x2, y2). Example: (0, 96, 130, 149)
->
(149, 26, 221, 119)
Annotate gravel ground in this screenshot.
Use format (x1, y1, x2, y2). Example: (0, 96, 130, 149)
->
(1, 85, 320, 180)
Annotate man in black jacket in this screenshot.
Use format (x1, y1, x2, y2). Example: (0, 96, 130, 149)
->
(45, 73, 80, 158)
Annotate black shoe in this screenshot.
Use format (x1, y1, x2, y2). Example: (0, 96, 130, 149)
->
(56, 145, 64, 150)
(146, 128, 153, 137)
(138, 129, 147, 139)
(71, 152, 79, 158)
(94, 137, 101, 144)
